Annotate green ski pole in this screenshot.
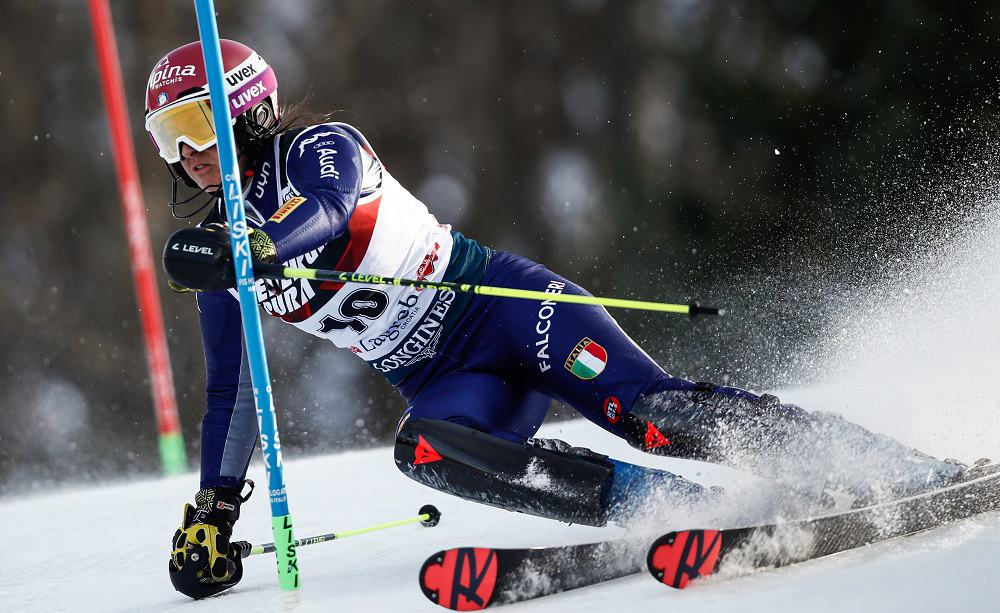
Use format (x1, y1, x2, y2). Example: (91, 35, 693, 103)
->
(255, 263, 724, 317)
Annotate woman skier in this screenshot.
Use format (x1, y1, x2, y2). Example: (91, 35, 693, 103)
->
(146, 40, 972, 597)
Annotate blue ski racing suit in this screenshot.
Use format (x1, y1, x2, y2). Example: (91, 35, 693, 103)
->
(189, 122, 961, 526)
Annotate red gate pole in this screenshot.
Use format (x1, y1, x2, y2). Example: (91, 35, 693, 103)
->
(88, 0, 187, 475)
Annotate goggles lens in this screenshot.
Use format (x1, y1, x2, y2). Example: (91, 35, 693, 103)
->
(145, 95, 218, 164)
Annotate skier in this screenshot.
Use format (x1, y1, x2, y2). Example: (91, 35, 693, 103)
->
(148, 41, 974, 596)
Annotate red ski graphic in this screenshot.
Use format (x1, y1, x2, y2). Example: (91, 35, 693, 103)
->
(420, 547, 499, 610)
(418, 540, 642, 610)
(646, 469, 1000, 591)
(647, 529, 722, 588)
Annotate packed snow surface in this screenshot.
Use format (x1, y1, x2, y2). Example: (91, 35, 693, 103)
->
(2, 414, 998, 612)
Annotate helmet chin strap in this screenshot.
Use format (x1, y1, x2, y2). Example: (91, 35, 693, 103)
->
(167, 162, 222, 219)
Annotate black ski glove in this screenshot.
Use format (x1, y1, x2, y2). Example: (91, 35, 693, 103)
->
(163, 222, 277, 292)
(168, 485, 249, 599)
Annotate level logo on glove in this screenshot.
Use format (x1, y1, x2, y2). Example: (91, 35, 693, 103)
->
(162, 223, 277, 292)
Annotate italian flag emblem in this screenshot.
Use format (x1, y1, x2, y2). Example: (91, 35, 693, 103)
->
(565, 338, 607, 380)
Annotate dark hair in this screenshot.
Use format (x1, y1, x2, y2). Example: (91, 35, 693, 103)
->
(275, 94, 336, 134)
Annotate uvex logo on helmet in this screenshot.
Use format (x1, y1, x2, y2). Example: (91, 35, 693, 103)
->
(224, 54, 262, 89)
(230, 80, 270, 114)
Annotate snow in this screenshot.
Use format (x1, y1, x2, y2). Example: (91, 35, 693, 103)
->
(2, 416, 998, 612)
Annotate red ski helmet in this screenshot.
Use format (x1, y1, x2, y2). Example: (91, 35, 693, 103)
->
(144, 39, 279, 164)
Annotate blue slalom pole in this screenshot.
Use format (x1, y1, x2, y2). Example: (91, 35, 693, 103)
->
(193, 0, 300, 596)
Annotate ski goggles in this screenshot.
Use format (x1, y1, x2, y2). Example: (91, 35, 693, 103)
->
(145, 93, 233, 164)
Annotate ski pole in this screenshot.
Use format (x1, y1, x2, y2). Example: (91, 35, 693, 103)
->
(234, 505, 442, 558)
(254, 263, 723, 317)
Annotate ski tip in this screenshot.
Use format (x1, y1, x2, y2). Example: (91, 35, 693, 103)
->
(646, 529, 722, 589)
(419, 547, 499, 610)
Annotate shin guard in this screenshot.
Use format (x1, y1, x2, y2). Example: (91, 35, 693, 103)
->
(395, 419, 614, 526)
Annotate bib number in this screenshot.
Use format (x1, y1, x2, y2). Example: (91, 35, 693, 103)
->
(318, 288, 390, 334)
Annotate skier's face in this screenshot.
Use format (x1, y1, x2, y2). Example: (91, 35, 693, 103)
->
(179, 142, 221, 190)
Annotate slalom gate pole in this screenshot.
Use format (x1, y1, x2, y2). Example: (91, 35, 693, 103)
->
(193, 0, 300, 598)
(88, 0, 187, 475)
(254, 263, 724, 317)
(235, 505, 442, 558)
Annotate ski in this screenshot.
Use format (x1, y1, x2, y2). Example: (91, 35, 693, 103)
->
(418, 538, 643, 610)
(647, 469, 1000, 589)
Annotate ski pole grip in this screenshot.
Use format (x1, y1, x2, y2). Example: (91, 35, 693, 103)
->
(232, 540, 256, 559)
(253, 261, 286, 280)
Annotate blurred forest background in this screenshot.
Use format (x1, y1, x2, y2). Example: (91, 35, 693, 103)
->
(2, 0, 999, 494)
